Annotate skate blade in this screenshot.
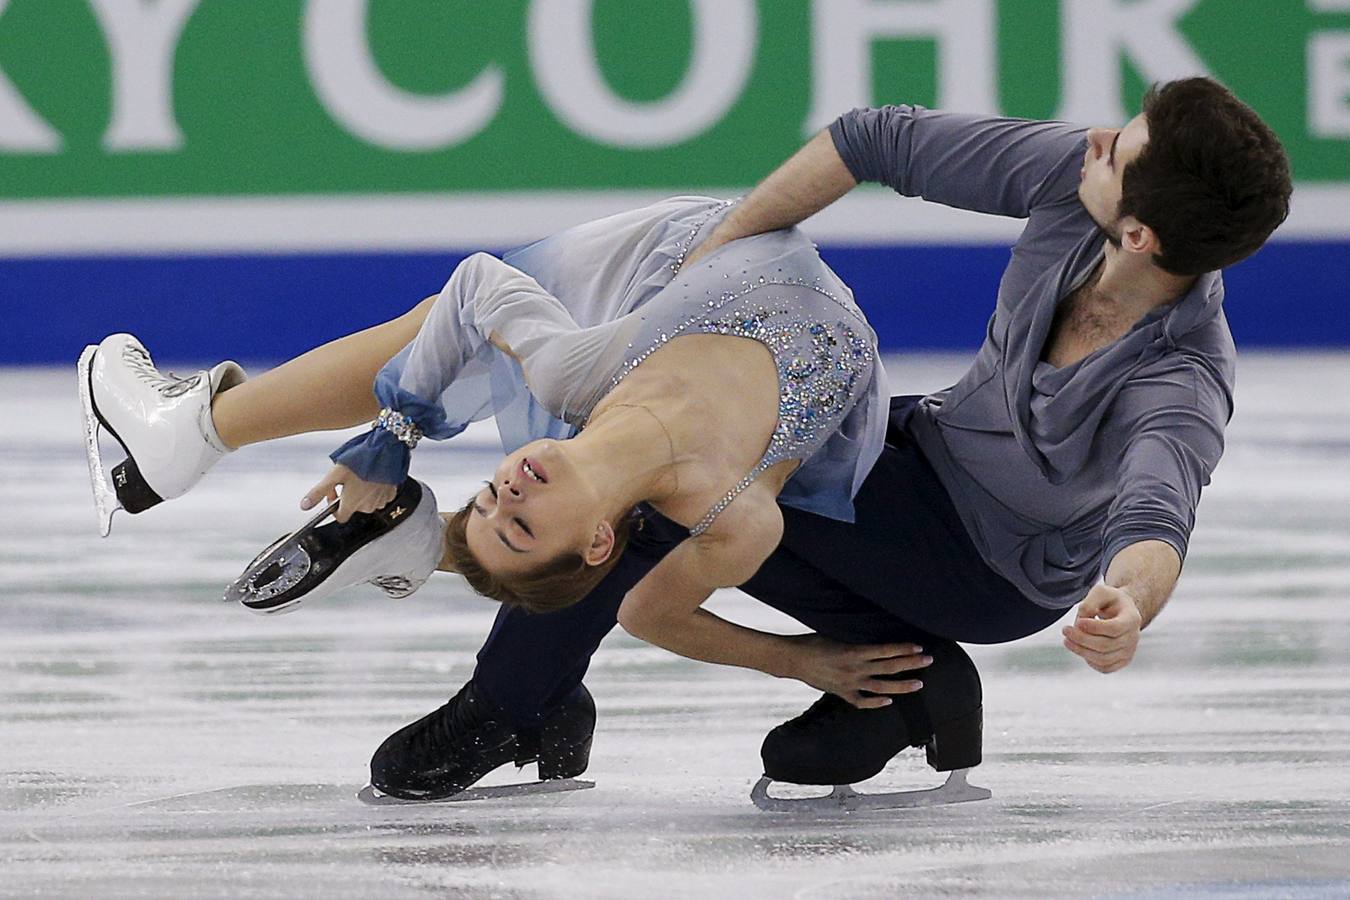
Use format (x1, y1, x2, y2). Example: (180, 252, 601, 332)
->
(223, 502, 336, 613)
(356, 778, 595, 806)
(227, 479, 429, 615)
(219, 530, 294, 605)
(77, 344, 122, 538)
(751, 768, 991, 813)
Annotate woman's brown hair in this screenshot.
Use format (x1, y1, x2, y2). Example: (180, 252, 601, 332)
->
(442, 497, 638, 613)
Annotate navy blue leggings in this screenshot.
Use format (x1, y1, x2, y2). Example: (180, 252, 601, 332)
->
(473, 397, 1066, 724)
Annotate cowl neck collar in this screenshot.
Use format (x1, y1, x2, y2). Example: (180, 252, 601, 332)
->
(1004, 230, 1223, 484)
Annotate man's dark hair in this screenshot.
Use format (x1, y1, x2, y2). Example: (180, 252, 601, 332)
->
(1119, 77, 1292, 276)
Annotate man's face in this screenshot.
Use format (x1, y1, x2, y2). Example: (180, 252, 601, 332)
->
(1077, 113, 1150, 243)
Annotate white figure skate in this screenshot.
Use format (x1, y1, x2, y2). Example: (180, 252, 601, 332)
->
(78, 333, 246, 536)
(224, 478, 446, 615)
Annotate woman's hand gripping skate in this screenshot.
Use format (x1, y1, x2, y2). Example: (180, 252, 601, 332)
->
(786, 635, 930, 709)
(303, 464, 397, 523)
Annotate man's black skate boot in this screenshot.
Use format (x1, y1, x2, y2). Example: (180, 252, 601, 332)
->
(760, 692, 982, 786)
(761, 640, 984, 786)
(369, 680, 595, 801)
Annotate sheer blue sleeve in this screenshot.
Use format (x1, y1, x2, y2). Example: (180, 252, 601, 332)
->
(331, 253, 587, 483)
(329, 350, 460, 483)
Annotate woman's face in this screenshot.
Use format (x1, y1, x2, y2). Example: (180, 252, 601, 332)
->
(463, 439, 611, 577)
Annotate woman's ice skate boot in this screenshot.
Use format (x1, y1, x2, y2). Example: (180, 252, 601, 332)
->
(78, 333, 246, 536)
(359, 680, 596, 804)
(752, 641, 991, 812)
(225, 478, 447, 615)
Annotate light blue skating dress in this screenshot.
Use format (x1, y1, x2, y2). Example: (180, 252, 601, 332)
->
(332, 197, 889, 530)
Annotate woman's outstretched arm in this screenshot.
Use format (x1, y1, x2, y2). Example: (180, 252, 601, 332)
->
(616, 506, 928, 709)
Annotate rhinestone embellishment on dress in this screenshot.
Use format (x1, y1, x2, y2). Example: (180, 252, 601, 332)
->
(609, 275, 873, 537)
(669, 199, 734, 274)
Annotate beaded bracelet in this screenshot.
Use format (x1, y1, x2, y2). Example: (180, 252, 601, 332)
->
(373, 408, 423, 449)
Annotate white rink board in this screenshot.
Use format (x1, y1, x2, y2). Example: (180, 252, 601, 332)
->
(1, 355, 1349, 899)
(2, 185, 1346, 256)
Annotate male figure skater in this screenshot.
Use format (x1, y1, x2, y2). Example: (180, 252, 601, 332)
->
(362, 77, 1291, 804)
(361, 77, 1293, 801)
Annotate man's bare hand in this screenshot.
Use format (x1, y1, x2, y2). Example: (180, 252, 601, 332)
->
(785, 635, 930, 708)
(302, 464, 397, 523)
(1062, 583, 1143, 673)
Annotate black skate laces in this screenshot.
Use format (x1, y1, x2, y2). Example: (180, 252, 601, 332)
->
(121, 344, 201, 398)
(414, 685, 494, 757)
(783, 694, 853, 731)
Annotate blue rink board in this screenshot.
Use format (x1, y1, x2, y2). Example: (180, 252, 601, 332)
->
(4, 241, 1347, 365)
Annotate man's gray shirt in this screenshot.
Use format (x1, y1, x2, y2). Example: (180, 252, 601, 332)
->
(831, 105, 1235, 610)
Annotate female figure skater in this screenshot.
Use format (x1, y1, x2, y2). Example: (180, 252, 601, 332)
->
(80, 196, 925, 711)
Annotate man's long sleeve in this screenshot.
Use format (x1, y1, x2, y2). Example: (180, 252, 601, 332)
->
(829, 105, 1087, 218)
(1101, 363, 1231, 573)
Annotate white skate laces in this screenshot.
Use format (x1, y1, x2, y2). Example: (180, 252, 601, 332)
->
(119, 342, 203, 398)
(120, 342, 235, 455)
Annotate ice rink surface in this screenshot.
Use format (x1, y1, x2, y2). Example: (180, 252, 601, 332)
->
(2, 354, 1349, 900)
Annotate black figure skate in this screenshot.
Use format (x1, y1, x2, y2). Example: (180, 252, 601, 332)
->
(224, 478, 445, 615)
(752, 642, 991, 812)
(78, 333, 246, 536)
(358, 680, 596, 805)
